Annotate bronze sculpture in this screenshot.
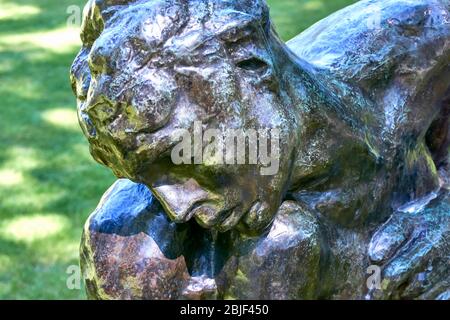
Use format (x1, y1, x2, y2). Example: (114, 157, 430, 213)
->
(70, 0, 450, 299)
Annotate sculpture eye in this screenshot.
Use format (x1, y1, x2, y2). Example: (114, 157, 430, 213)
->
(237, 57, 269, 72)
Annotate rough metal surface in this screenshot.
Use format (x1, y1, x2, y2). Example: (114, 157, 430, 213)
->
(71, 0, 450, 299)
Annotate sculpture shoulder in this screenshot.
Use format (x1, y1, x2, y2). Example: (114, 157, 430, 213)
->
(287, 0, 450, 85)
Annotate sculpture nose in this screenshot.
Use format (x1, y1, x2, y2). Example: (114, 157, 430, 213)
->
(84, 43, 118, 123)
(78, 105, 97, 139)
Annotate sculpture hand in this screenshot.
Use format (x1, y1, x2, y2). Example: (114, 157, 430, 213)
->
(368, 192, 450, 300)
(221, 201, 323, 299)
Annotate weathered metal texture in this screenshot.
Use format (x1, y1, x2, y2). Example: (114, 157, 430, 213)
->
(71, 0, 450, 299)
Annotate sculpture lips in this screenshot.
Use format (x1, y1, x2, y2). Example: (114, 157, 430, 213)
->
(215, 205, 243, 231)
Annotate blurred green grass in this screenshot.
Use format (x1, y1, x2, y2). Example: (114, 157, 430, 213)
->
(0, 0, 357, 299)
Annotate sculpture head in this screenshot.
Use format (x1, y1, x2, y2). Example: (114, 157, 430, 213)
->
(71, 0, 449, 234)
(71, 0, 304, 234)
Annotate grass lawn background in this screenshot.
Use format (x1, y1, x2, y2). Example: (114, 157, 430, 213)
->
(0, 0, 358, 299)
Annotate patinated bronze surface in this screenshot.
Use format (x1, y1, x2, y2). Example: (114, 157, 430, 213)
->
(71, 0, 450, 299)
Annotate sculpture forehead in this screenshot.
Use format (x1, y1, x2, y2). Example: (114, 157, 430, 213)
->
(92, 0, 268, 17)
(83, 0, 269, 47)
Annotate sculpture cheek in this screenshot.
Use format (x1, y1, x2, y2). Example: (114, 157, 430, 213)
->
(174, 63, 238, 116)
(126, 69, 177, 132)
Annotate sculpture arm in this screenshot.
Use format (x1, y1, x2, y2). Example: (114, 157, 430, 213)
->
(368, 190, 450, 299)
(288, 0, 450, 154)
(80, 179, 217, 299)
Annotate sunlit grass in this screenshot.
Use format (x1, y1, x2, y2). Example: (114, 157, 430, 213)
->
(303, 1, 325, 11)
(0, 169, 24, 187)
(0, 214, 69, 243)
(267, 0, 359, 40)
(33, 239, 81, 264)
(0, 3, 41, 20)
(1, 190, 66, 212)
(2, 147, 40, 171)
(41, 108, 79, 130)
(0, 27, 81, 53)
(0, 255, 13, 273)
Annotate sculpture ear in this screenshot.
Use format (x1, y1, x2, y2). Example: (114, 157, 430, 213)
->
(80, 0, 109, 47)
